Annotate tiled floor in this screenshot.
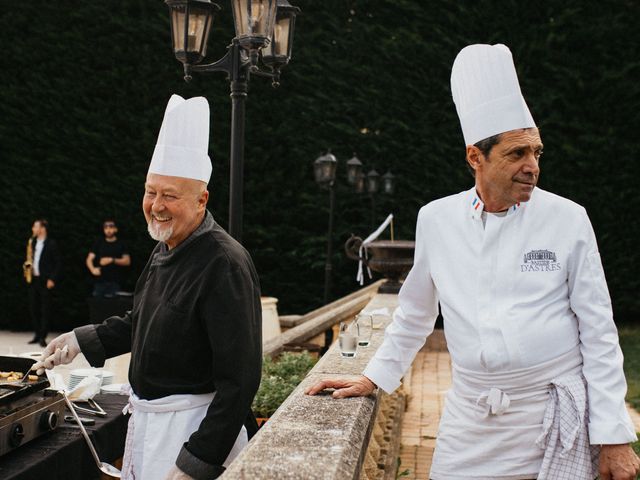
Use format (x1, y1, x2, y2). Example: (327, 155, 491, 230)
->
(398, 342, 640, 479)
(399, 348, 451, 479)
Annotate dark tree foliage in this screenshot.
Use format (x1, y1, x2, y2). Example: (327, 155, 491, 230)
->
(0, 0, 638, 330)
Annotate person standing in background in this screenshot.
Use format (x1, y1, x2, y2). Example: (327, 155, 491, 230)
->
(26, 219, 61, 347)
(86, 218, 131, 297)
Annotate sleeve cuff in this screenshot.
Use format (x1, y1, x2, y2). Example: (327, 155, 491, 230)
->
(588, 420, 638, 445)
(363, 357, 402, 394)
(176, 444, 225, 480)
(73, 324, 106, 367)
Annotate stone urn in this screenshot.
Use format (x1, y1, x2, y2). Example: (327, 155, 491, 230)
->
(345, 235, 415, 294)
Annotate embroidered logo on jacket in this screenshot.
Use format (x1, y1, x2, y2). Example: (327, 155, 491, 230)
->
(520, 249, 562, 272)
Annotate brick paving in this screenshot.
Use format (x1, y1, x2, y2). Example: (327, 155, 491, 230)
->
(398, 332, 450, 480)
(397, 332, 640, 479)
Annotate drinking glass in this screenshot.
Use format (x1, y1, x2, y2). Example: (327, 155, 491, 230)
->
(355, 314, 373, 347)
(338, 321, 358, 358)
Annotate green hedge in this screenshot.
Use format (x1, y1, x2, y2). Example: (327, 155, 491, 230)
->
(1, 1, 639, 330)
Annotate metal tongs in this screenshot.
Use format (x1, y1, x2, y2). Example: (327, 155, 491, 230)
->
(62, 391, 122, 478)
(72, 397, 107, 417)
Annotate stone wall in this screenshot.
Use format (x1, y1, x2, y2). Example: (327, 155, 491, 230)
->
(221, 292, 401, 479)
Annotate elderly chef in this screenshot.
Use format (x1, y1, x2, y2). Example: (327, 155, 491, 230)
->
(307, 44, 640, 480)
(35, 95, 262, 480)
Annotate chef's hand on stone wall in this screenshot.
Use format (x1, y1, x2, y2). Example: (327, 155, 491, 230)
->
(33, 332, 81, 375)
(305, 375, 377, 399)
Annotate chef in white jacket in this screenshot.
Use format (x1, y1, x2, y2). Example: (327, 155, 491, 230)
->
(306, 44, 640, 480)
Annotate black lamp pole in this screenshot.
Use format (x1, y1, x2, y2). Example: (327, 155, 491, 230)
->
(313, 152, 337, 353)
(227, 42, 249, 241)
(324, 183, 335, 305)
(313, 152, 337, 304)
(166, 0, 300, 243)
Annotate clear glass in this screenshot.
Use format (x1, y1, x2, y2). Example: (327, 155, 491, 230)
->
(338, 321, 358, 358)
(355, 314, 373, 347)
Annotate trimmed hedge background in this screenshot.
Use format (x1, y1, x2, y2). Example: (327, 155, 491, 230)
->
(1, 1, 638, 330)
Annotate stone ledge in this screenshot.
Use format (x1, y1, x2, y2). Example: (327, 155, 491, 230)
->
(221, 292, 399, 480)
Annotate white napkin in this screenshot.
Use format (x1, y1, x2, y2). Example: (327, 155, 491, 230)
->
(356, 214, 394, 285)
(45, 370, 102, 401)
(361, 307, 390, 316)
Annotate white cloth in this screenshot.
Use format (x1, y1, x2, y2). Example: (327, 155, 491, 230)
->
(363, 187, 637, 474)
(356, 214, 394, 285)
(121, 392, 247, 480)
(148, 94, 213, 184)
(430, 346, 583, 479)
(33, 238, 44, 276)
(536, 374, 600, 480)
(451, 44, 536, 146)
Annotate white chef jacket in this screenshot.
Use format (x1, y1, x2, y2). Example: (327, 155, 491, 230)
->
(364, 187, 637, 447)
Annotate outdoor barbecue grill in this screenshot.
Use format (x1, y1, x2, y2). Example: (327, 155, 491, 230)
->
(0, 356, 65, 456)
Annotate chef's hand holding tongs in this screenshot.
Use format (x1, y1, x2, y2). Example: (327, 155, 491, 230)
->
(33, 331, 81, 375)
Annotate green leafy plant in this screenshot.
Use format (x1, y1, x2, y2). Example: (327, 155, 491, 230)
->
(396, 458, 411, 478)
(252, 351, 317, 418)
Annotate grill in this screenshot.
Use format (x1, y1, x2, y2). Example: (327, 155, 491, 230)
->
(0, 356, 65, 456)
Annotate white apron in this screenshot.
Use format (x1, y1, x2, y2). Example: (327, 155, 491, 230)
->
(430, 346, 585, 480)
(121, 392, 248, 480)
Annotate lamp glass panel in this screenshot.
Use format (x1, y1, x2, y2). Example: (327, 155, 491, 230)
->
(347, 162, 362, 185)
(384, 178, 394, 194)
(367, 176, 379, 194)
(313, 161, 325, 184)
(171, 5, 211, 57)
(187, 7, 209, 53)
(273, 17, 291, 56)
(355, 173, 365, 193)
(171, 7, 187, 53)
(235, 0, 276, 38)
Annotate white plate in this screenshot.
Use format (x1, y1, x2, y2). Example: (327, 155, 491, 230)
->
(69, 369, 114, 388)
(19, 351, 43, 359)
(100, 383, 127, 395)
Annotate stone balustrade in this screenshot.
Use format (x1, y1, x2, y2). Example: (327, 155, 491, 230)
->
(264, 280, 384, 357)
(222, 292, 403, 479)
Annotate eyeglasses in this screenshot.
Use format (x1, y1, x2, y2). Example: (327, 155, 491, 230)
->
(103, 223, 116, 228)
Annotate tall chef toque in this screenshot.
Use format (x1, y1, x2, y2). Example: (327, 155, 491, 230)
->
(451, 44, 536, 146)
(148, 94, 212, 184)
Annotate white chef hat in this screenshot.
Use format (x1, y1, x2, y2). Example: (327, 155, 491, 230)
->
(451, 44, 536, 146)
(148, 94, 212, 184)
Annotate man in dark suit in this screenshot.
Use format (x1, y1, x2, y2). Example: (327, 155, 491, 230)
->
(27, 219, 61, 347)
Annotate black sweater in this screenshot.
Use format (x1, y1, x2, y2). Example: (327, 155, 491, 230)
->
(75, 212, 262, 479)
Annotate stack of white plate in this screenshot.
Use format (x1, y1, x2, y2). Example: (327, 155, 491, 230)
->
(68, 368, 114, 389)
(100, 383, 127, 395)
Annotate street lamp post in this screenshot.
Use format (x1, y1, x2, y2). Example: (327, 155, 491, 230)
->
(313, 152, 337, 306)
(313, 151, 337, 353)
(166, 0, 301, 243)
